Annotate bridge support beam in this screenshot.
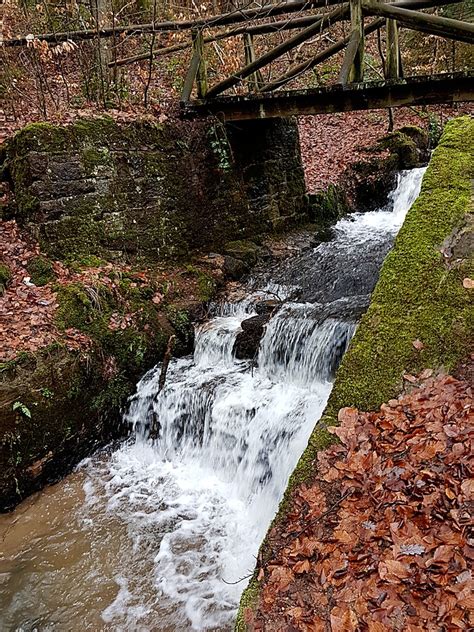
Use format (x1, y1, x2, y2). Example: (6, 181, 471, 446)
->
(183, 72, 474, 120)
(349, 0, 365, 81)
(386, 19, 400, 79)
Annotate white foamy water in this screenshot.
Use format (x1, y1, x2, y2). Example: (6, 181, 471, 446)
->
(0, 168, 426, 632)
(335, 168, 426, 241)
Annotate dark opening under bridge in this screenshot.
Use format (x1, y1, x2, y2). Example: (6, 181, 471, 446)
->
(4, 0, 473, 121)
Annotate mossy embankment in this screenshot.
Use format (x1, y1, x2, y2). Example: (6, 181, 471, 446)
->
(0, 256, 221, 511)
(236, 115, 473, 629)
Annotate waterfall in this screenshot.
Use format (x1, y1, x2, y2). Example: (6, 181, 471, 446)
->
(0, 168, 426, 632)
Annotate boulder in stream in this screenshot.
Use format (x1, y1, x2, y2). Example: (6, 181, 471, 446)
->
(233, 314, 270, 360)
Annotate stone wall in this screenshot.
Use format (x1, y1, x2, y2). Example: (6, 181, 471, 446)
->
(226, 118, 308, 232)
(2, 116, 309, 262)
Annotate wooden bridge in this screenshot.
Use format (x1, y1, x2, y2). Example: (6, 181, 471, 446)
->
(178, 0, 474, 120)
(3, 0, 473, 121)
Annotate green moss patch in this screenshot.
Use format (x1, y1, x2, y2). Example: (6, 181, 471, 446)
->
(55, 281, 168, 404)
(0, 262, 11, 294)
(27, 256, 56, 286)
(236, 116, 473, 630)
(224, 240, 262, 266)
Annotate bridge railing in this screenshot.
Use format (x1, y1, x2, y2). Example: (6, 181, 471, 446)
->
(3, 0, 472, 107)
(178, 0, 473, 103)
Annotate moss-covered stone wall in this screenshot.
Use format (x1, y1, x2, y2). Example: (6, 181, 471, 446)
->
(236, 115, 473, 629)
(2, 117, 309, 262)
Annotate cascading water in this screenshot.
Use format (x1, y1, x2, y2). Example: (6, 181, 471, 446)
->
(0, 168, 426, 632)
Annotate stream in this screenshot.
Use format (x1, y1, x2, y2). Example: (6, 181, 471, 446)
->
(0, 168, 425, 632)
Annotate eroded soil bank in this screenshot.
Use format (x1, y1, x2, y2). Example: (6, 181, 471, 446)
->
(236, 116, 473, 630)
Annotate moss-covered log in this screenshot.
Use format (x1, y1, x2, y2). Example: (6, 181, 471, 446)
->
(236, 115, 473, 629)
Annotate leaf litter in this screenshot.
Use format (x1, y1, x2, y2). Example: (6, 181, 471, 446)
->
(248, 373, 473, 631)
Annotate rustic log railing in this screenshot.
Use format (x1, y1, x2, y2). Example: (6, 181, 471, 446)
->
(176, 0, 472, 107)
(4, 0, 473, 118)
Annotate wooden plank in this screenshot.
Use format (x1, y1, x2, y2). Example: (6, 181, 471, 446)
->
(206, 4, 349, 98)
(349, 0, 364, 81)
(362, 1, 474, 43)
(243, 33, 263, 92)
(181, 48, 201, 102)
(339, 28, 361, 84)
(184, 71, 474, 119)
(193, 29, 207, 98)
(386, 18, 400, 79)
(260, 18, 383, 92)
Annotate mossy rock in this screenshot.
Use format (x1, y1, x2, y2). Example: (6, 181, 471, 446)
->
(27, 256, 56, 286)
(378, 127, 429, 169)
(224, 240, 261, 266)
(308, 184, 350, 224)
(0, 263, 11, 295)
(0, 345, 116, 511)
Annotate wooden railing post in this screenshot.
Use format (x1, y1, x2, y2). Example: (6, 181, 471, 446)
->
(192, 28, 208, 99)
(243, 33, 263, 91)
(386, 18, 400, 78)
(349, 0, 364, 81)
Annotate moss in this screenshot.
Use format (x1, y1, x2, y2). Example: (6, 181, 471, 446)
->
(224, 240, 261, 266)
(235, 579, 261, 632)
(66, 254, 107, 271)
(377, 129, 426, 169)
(27, 256, 56, 286)
(237, 116, 473, 629)
(10, 122, 72, 156)
(184, 264, 217, 302)
(54, 280, 173, 414)
(81, 146, 113, 177)
(165, 306, 194, 355)
(308, 184, 350, 224)
(0, 262, 11, 294)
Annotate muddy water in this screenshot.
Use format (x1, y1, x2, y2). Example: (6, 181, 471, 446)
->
(0, 169, 426, 632)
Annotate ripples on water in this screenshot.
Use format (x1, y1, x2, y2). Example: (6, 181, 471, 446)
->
(0, 168, 426, 631)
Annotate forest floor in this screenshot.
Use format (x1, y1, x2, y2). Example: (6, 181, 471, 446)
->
(298, 104, 473, 192)
(246, 372, 474, 632)
(0, 220, 222, 362)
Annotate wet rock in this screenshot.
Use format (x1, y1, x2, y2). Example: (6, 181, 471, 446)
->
(309, 226, 336, 248)
(233, 314, 270, 360)
(255, 299, 281, 316)
(224, 240, 261, 266)
(223, 255, 249, 280)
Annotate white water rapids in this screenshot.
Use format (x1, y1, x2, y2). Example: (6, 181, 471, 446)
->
(0, 168, 426, 632)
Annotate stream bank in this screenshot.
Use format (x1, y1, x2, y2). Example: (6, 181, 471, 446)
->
(237, 115, 473, 630)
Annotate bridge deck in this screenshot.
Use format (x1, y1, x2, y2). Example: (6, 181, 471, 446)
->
(182, 71, 474, 121)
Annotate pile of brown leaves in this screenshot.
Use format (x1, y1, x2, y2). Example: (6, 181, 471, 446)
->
(250, 374, 473, 631)
(2, 220, 59, 359)
(0, 219, 221, 362)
